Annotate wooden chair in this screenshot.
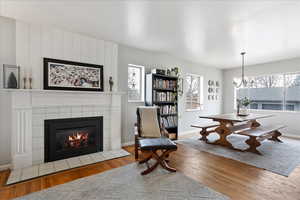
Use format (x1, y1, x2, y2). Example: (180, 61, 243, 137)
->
(134, 107, 177, 175)
(134, 106, 169, 160)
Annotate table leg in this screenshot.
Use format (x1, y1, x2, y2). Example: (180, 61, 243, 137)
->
(199, 128, 209, 142)
(207, 121, 234, 149)
(251, 120, 261, 128)
(268, 130, 283, 143)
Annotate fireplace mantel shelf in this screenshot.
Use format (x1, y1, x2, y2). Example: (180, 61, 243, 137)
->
(0, 89, 126, 95)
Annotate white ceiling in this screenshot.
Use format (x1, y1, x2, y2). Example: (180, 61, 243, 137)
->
(1, 0, 300, 68)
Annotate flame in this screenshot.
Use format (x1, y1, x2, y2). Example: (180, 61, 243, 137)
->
(66, 132, 89, 148)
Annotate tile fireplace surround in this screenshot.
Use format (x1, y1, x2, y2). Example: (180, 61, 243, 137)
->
(2, 89, 124, 169)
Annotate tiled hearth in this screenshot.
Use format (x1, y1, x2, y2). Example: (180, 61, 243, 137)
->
(7, 149, 130, 185)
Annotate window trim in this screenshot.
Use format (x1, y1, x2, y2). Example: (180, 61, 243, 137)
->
(233, 71, 300, 113)
(128, 64, 145, 103)
(185, 73, 204, 111)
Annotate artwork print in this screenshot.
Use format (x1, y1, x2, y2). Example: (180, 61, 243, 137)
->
(44, 58, 103, 91)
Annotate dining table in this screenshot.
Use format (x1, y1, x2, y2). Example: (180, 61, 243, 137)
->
(199, 113, 274, 151)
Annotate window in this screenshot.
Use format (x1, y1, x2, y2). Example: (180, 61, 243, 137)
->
(128, 64, 145, 102)
(234, 72, 300, 112)
(186, 74, 203, 110)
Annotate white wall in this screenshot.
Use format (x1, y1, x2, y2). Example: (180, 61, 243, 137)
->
(0, 17, 119, 166)
(118, 45, 223, 144)
(0, 16, 15, 165)
(223, 57, 300, 138)
(15, 20, 118, 91)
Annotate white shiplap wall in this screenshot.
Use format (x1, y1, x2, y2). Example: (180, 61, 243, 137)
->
(15, 20, 118, 91)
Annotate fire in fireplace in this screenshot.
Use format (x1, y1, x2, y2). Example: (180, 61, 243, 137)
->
(45, 117, 103, 162)
(66, 132, 89, 148)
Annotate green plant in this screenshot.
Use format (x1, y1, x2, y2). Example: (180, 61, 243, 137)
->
(237, 97, 252, 107)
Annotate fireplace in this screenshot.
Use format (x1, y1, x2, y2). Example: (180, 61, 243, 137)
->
(44, 117, 103, 162)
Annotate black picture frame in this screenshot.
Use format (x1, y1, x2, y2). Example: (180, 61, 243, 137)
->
(43, 58, 104, 92)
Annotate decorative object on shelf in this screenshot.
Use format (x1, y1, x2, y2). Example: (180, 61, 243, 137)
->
(166, 69, 171, 76)
(3, 64, 20, 89)
(29, 76, 33, 89)
(237, 97, 251, 116)
(43, 58, 103, 92)
(23, 76, 27, 89)
(109, 76, 114, 92)
(151, 68, 165, 75)
(233, 52, 254, 88)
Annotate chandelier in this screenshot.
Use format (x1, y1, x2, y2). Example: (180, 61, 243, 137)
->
(233, 52, 248, 88)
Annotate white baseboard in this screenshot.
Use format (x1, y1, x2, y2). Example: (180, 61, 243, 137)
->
(0, 163, 11, 171)
(283, 134, 300, 140)
(122, 141, 135, 147)
(179, 130, 197, 135)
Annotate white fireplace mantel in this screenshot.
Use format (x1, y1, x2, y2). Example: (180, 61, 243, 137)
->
(2, 89, 125, 169)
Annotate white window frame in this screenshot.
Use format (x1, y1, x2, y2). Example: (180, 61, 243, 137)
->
(233, 71, 300, 113)
(185, 73, 204, 111)
(128, 64, 145, 103)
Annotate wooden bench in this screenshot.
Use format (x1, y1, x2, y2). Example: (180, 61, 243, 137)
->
(191, 123, 219, 142)
(235, 125, 286, 155)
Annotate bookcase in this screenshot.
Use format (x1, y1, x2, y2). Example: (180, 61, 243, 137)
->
(145, 73, 178, 140)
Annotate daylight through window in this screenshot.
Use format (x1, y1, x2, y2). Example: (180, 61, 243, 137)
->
(234, 72, 300, 111)
(128, 64, 145, 102)
(186, 74, 203, 110)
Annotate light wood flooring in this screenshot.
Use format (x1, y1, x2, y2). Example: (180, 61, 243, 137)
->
(0, 142, 300, 200)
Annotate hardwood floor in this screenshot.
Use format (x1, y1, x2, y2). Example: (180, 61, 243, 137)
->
(0, 144, 300, 200)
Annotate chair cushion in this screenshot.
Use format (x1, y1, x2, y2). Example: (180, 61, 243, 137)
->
(139, 107, 161, 138)
(139, 138, 177, 151)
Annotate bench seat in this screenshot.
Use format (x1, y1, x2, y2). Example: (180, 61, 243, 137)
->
(191, 123, 219, 142)
(191, 123, 219, 129)
(235, 125, 286, 155)
(236, 125, 286, 137)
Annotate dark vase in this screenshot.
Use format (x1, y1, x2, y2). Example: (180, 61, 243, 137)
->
(7, 72, 18, 88)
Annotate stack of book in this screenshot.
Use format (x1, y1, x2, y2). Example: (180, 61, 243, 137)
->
(153, 79, 177, 90)
(161, 116, 177, 128)
(160, 105, 177, 115)
(154, 91, 176, 102)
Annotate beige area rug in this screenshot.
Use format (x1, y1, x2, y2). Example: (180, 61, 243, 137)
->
(14, 162, 229, 200)
(177, 133, 300, 176)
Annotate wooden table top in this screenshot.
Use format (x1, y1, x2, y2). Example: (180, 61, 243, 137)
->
(199, 113, 274, 122)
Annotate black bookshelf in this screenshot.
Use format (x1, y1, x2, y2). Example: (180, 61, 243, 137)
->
(145, 73, 178, 140)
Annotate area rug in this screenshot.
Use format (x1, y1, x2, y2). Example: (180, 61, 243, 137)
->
(177, 133, 300, 176)
(14, 163, 229, 200)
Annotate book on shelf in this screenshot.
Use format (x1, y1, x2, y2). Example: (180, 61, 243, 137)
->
(159, 105, 177, 115)
(153, 79, 177, 90)
(153, 91, 176, 102)
(160, 116, 177, 128)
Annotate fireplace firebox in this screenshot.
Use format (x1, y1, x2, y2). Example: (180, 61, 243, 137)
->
(44, 117, 103, 162)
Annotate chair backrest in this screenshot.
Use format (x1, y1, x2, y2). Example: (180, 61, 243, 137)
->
(136, 106, 162, 138)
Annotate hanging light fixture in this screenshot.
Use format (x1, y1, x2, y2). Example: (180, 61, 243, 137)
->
(233, 52, 248, 88)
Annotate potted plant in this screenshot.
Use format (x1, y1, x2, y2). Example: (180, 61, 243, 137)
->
(237, 97, 251, 116)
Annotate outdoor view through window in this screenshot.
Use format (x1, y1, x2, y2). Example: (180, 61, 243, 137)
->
(128, 64, 144, 102)
(186, 74, 203, 110)
(235, 73, 300, 111)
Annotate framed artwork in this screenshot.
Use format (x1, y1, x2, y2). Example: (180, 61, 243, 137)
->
(3, 64, 20, 89)
(44, 58, 104, 92)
